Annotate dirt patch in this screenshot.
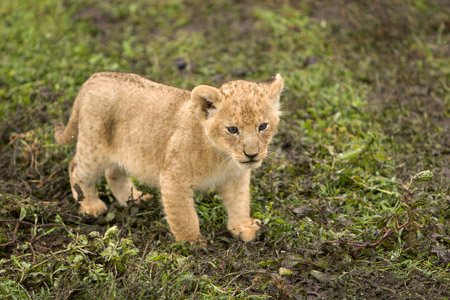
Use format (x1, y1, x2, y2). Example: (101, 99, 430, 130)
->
(310, 0, 450, 41)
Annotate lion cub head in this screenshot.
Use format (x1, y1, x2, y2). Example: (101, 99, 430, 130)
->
(191, 74, 284, 169)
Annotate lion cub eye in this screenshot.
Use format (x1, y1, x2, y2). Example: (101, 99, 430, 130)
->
(258, 123, 268, 131)
(227, 126, 239, 134)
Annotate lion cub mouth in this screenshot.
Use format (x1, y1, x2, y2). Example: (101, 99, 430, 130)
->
(239, 159, 262, 168)
(241, 160, 260, 164)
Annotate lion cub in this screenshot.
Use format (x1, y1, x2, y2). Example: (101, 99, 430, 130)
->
(55, 72, 283, 242)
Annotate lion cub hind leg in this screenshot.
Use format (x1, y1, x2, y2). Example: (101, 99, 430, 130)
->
(105, 165, 149, 206)
(69, 158, 107, 217)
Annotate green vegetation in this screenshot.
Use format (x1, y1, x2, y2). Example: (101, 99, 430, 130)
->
(1, 0, 449, 298)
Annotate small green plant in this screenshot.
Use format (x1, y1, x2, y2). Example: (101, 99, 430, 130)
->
(385, 170, 434, 250)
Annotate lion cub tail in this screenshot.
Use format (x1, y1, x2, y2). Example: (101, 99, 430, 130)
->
(54, 92, 82, 146)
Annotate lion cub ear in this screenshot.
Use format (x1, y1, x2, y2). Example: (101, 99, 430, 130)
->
(264, 74, 284, 111)
(191, 85, 222, 120)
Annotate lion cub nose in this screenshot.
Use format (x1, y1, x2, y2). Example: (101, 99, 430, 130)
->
(244, 151, 258, 160)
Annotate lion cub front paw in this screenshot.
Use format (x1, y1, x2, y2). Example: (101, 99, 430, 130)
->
(78, 199, 107, 216)
(228, 218, 261, 242)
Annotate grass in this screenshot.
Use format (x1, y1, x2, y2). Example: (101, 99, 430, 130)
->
(0, 0, 449, 299)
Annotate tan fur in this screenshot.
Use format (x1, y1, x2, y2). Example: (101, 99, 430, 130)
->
(55, 72, 283, 242)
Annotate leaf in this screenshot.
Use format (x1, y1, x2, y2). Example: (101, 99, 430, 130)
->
(310, 270, 338, 283)
(258, 259, 280, 267)
(410, 170, 433, 185)
(19, 207, 26, 221)
(72, 254, 84, 264)
(104, 212, 116, 222)
(337, 146, 364, 162)
(104, 226, 119, 240)
(281, 255, 303, 269)
(279, 267, 292, 276)
(291, 205, 314, 217)
(89, 231, 101, 238)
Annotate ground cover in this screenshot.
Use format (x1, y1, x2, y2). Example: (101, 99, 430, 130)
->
(0, 0, 449, 298)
